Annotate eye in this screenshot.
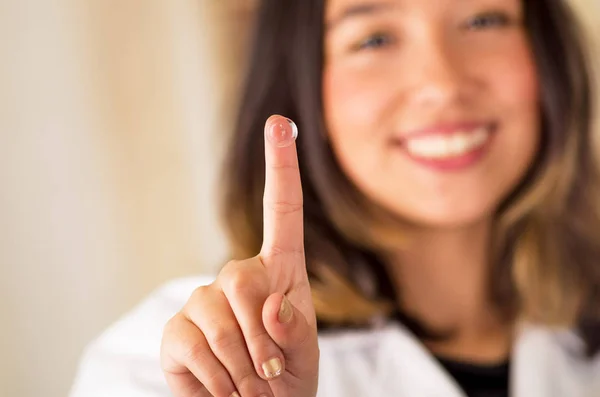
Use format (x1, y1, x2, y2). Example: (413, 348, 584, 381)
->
(355, 33, 394, 51)
(464, 12, 511, 30)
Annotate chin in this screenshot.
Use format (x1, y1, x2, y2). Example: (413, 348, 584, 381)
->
(394, 205, 496, 230)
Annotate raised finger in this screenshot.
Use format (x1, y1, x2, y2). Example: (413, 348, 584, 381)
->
(261, 115, 304, 262)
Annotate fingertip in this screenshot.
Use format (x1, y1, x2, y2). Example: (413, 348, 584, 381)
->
(263, 292, 286, 327)
(278, 295, 294, 324)
(263, 293, 294, 325)
(263, 293, 307, 351)
(263, 293, 296, 344)
(265, 115, 298, 148)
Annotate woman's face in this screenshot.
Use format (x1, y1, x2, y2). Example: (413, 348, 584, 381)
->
(323, 0, 540, 228)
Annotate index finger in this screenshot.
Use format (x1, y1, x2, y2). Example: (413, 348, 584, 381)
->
(260, 115, 304, 260)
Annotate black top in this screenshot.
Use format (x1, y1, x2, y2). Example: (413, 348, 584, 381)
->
(436, 356, 510, 397)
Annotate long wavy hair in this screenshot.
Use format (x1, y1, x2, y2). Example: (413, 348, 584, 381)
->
(220, 0, 600, 357)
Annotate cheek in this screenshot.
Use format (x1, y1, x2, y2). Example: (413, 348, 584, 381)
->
(480, 39, 540, 121)
(322, 64, 400, 191)
(323, 67, 391, 202)
(323, 65, 394, 144)
(473, 37, 541, 173)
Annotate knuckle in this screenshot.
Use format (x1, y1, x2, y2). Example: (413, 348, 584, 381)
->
(162, 313, 188, 346)
(222, 259, 239, 272)
(235, 368, 262, 395)
(264, 200, 303, 215)
(221, 264, 265, 297)
(162, 313, 180, 336)
(245, 326, 275, 355)
(183, 339, 210, 365)
(228, 268, 257, 294)
(204, 369, 231, 393)
(268, 162, 299, 172)
(189, 285, 212, 304)
(210, 327, 244, 352)
(261, 244, 304, 262)
(183, 286, 213, 319)
(247, 325, 270, 342)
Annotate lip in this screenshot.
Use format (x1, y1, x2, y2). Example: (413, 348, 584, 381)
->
(392, 122, 497, 172)
(396, 121, 493, 141)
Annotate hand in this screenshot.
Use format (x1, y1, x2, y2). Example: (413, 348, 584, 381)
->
(160, 115, 319, 397)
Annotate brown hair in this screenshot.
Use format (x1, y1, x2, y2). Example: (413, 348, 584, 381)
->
(220, 0, 600, 356)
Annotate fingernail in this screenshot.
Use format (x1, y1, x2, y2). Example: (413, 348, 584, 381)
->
(230, 392, 241, 397)
(278, 295, 293, 323)
(268, 118, 298, 148)
(262, 357, 283, 379)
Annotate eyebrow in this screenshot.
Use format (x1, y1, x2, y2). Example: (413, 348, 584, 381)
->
(326, 2, 398, 31)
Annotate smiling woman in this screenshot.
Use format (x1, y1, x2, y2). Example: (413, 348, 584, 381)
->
(70, 1, 600, 397)
(323, 0, 540, 231)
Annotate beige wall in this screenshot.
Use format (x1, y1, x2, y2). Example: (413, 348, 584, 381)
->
(0, 1, 247, 396)
(0, 1, 597, 397)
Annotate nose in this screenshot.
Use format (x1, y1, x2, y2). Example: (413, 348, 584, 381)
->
(405, 37, 472, 108)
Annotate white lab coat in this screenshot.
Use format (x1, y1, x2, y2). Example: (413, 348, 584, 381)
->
(69, 276, 600, 397)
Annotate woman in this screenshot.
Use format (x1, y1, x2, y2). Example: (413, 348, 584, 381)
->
(70, 0, 600, 396)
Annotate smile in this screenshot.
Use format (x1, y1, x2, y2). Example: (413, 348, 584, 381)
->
(405, 126, 490, 159)
(394, 123, 495, 171)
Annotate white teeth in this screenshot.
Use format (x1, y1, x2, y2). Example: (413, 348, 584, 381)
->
(405, 127, 489, 159)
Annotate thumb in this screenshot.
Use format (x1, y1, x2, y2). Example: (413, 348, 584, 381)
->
(262, 293, 319, 379)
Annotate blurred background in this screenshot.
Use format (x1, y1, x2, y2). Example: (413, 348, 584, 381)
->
(0, 1, 598, 396)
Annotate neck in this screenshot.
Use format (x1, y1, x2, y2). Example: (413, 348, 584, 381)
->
(388, 219, 512, 363)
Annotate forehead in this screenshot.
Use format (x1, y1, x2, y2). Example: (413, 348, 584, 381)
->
(325, 0, 517, 20)
(326, 0, 401, 16)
